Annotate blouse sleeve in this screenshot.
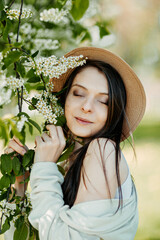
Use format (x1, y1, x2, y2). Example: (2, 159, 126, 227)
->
(28, 162, 100, 240)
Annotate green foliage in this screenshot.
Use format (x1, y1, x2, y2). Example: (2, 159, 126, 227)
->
(13, 222, 29, 240)
(58, 142, 75, 162)
(70, 0, 89, 21)
(22, 150, 35, 168)
(12, 157, 21, 175)
(96, 21, 110, 38)
(2, 50, 22, 69)
(28, 119, 41, 133)
(0, 0, 5, 11)
(1, 154, 12, 174)
(0, 218, 10, 234)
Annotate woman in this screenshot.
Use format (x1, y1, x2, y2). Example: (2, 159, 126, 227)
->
(4, 47, 146, 240)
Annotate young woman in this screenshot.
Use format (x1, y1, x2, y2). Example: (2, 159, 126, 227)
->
(4, 47, 146, 240)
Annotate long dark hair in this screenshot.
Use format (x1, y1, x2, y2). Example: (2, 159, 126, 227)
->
(60, 59, 129, 213)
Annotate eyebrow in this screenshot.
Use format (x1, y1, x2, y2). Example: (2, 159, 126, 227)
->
(71, 84, 109, 95)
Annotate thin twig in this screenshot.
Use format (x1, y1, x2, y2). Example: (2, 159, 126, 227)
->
(22, 97, 37, 109)
(8, 0, 16, 9)
(20, 86, 23, 112)
(16, 0, 24, 43)
(40, 73, 47, 90)
(17, 89, 21, 113)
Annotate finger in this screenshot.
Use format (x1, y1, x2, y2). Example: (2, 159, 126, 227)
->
(41, 132, 51, 142)
(8, 140, 26, 155)
(35, 136, 43, 146)
(56, 126, 66, 145)
(13, 136, 24, 147)
(46, 125, 58, 140)
(13, 136, 28, 151)
(4, 147, 14, 154)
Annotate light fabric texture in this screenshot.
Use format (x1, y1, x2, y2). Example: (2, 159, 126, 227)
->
(28, 162, 138, 240)
(4, 162, 138, 240)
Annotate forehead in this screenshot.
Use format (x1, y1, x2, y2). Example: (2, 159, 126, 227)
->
(72, 66, 108, 92)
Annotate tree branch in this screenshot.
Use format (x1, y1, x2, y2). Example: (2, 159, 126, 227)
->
(16, 0, 24, 43)
(8, 0, 16, 9)
(40, 73, 47, 91)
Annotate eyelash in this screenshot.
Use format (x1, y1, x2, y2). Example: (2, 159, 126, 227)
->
(73, 92, 108, 106)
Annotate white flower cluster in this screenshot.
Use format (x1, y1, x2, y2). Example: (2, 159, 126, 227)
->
(40, 8, 68, 24)
(0, 199, 15, 218)
(35, 91, 64, 124)
(0, 190, 31, 223)
(36, 98, 57, 124)
(27, 55, 87, 79)
(46, 81, 54, 92)
(5, 76, 29, 99)
(33, 39, 59, 51)
(4, 7, 32, 20)
(0, 75, 12, 106)
(17, 115, 28, 132)
(6, 75, 24, 90)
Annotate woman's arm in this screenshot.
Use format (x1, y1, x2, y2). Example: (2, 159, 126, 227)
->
(28, 160, 138, 240)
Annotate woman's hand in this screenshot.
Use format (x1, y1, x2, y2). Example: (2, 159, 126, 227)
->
(34, 125, 66, 163)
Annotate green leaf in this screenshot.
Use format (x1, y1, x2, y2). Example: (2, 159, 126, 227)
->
(56, 115, 66, 126)
(9, 174, 16, 184)
(0, 174, 10, 189)
(13, 222, 29, 240)
(3, 19, 12, 41)
(70, 0, 89, 21)
(28, 105, 36, 111)
(0, 190, 7, 201)
(57, 164, 65, 176)
(57, 0, 68, 8)
(26, 68, 36, 78)
(0, 119, 9, 146)
(13, 42, 23, 48)
(22, 154, 31, 168)
(22, 150, 34, 168)
(28, 119, 41, 133)
(17, 112, 30, 119)
(26, 122, 33, 135)
(2, 50, 22, 68)
(1, 154, 12, 174)
(8, 119, 22, 140)
(0, 218, 10, 234)
(57, 143, 75, 162)
(96, 22, 110, 38)
(27, 76, 41, 83)
(0, 0, 5, 11)
(0, 10, 6, 21)
(16, 62, 26, 78)
(36, 86, 45, 90)
(32, 97, 38, 105)
(31, 50, 39, 58)
(12, 157, 21, 175)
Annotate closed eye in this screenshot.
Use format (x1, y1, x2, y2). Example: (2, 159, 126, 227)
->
(73, 91, 108, 105)
(99, 100, 109, 106)
(73, 92, 83, 97)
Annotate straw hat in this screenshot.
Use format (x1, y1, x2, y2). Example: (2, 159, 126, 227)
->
(51, 47, 146, 140)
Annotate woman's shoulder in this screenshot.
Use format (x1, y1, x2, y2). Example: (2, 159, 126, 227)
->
(86, 137, 117, 165)
(85, 137, 129, 194)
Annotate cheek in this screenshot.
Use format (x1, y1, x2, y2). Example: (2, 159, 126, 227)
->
(97, 107, 108, 124)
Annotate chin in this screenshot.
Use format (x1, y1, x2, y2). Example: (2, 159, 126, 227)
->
(69, 127, 95, 138)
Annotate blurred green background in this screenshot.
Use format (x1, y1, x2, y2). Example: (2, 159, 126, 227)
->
(1, 0, 160, 239)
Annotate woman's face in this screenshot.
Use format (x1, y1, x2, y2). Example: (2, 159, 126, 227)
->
(64, 66, 109, 138)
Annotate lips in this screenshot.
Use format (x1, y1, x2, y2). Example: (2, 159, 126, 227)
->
(75, 117, 93, 123)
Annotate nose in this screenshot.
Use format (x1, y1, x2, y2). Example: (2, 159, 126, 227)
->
(81, 98, 93, 113)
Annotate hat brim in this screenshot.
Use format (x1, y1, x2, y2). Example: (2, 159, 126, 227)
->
(51, 47, 146, 141)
